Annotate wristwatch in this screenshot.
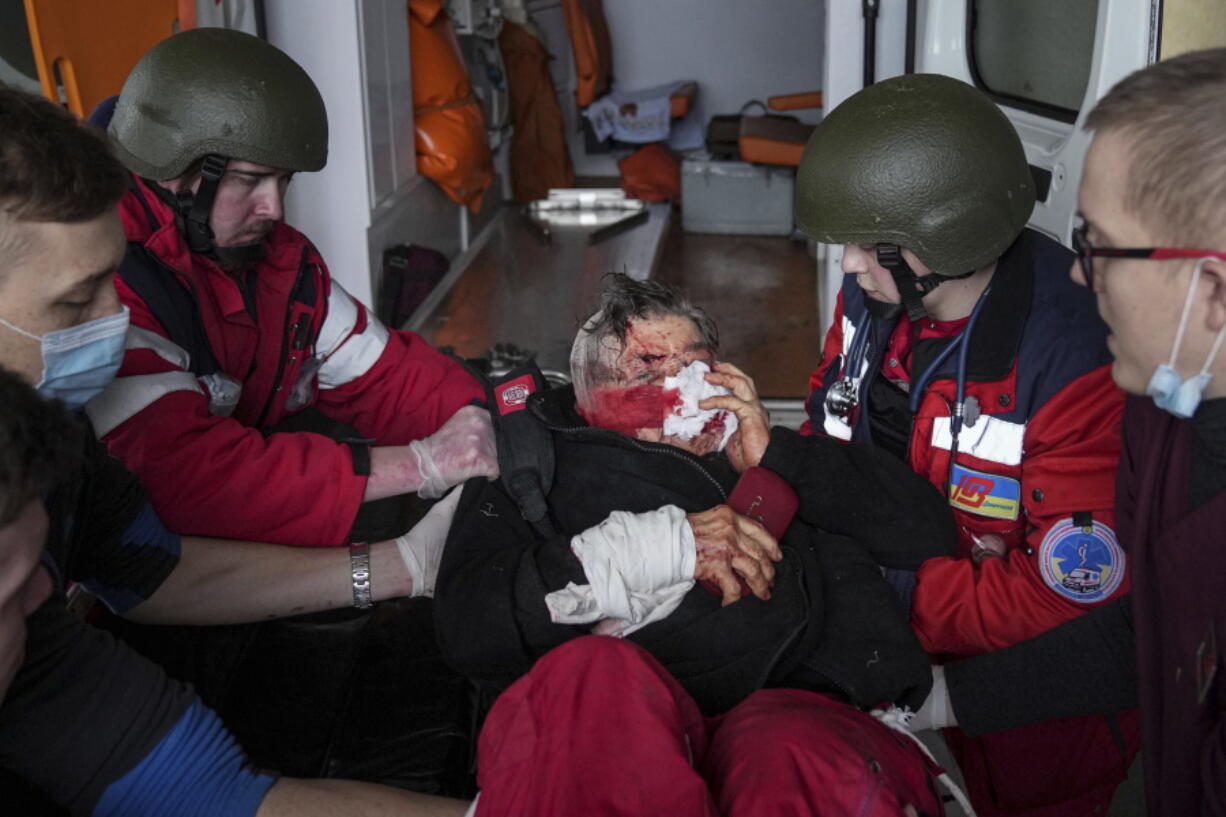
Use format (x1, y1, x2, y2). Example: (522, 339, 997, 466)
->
(349, 542, 373, 609)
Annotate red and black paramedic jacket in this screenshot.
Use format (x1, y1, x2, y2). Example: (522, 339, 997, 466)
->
(87, 176, 483, 546)
(805, 229, 1137, 817)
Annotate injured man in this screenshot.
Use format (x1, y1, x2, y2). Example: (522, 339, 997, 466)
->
(434, 274, 964, 812)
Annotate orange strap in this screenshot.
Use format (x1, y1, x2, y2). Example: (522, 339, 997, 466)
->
(767, 91, 823, 112)
(669, 81, 697, 118)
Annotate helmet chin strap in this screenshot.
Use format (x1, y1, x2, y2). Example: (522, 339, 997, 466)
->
(875, 243, 975, 322)
(175, 154, 229, 254)
(152, 155, 266, 269)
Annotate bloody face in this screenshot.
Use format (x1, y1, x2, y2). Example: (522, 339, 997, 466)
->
(577, 315, 720, 452)
(580, 383, 669, 436)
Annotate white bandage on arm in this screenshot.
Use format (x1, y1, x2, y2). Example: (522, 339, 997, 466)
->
(544, 505, 696, 636)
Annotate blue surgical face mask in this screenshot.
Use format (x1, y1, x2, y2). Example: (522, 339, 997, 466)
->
(1146, 259, 1226, 419)
(0, 307, 130, 410)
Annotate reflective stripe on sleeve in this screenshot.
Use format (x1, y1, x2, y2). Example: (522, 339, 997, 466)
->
(126, 326, 192, 370)
(931, 415, 1026, 466)
(317, 283, 390, 390)
(86, 371, 204, 437)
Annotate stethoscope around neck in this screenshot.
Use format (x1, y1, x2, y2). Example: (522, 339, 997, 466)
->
(825, 285, 994, 489)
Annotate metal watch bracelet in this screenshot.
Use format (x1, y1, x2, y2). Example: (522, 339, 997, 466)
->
(349, 542, 373, 609)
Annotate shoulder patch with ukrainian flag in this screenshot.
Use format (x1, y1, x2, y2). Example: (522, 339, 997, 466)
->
(1038, 519, 1124, 604)
(948, 464, 1021, 520)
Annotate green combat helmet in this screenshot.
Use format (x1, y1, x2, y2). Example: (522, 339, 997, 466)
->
(109, 27, 328, 255)
(795, 73, 1035, 321)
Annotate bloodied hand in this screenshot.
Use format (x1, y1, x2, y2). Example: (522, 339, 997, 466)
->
(688, 504, 782, 606)
(696, 361, 770, 472)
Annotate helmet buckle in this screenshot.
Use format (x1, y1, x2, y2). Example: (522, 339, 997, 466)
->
(199, 154, 228, 183)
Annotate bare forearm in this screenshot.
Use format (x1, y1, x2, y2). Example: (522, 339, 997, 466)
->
(125, 537, 410, 625)
(258, 778, 470, 817)
(364, 444, 426, 502)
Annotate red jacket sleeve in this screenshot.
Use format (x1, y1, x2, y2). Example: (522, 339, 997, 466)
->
(307, 279, 482, 443)
(90, 298, 371, 547)
(911, 365, 1127, 656)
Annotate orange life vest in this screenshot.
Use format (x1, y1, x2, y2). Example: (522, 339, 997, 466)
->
(409, 0, 494, 211)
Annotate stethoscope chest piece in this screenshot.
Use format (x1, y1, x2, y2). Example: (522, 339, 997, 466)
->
(825, 378, 859, 419)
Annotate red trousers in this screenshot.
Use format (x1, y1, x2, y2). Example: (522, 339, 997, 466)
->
(476, 637, 945, 816)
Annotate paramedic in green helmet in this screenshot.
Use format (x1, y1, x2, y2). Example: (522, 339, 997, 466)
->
(92, 27, 496, 548)
(797, 74, 1135, 817)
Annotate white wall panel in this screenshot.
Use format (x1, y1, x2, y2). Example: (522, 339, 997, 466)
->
(360, 0, 416, 207)
(194, 0, 259, 35)
(605, 1, 825, 127)
(386, 6, 416, 191)
(265, 0, 373, 304)
(361, 0, 397, 206)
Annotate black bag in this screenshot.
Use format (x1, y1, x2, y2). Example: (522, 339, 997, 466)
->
(377, 244, 449, 329)
(705, 112, 747, 160)
(704, 100, 802, 161)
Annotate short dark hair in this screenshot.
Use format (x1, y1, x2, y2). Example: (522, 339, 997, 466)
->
(0, 366, 84, 526)
(0, 84, 129, 225)
(1085, 48, 1226, 246)
(582, 273, 719, 352)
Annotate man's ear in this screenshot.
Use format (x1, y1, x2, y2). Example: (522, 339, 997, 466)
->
(1204, 258, 1226, 333)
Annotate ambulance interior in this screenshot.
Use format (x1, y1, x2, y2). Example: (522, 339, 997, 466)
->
(2, 0, 1225, 812)
(3, 1, 1217, 426)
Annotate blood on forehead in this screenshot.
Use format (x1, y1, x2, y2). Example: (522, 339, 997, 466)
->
(615, 316, 711, 383)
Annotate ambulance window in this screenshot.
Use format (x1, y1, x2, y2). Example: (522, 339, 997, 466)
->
(967, 0, 1098, 122)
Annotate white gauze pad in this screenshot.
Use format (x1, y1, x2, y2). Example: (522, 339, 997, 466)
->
(662, 361, 738, 449)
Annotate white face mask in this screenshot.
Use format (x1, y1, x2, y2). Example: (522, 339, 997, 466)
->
(1146, 259, 1226, 419)
(0, 307, 130, 410)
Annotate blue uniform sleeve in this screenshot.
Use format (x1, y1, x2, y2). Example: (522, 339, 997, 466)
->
(0, 601, 197, 815)
(92, 700, 277, 817)
(80, 501, 182, 613)
(59, 445, 180, 612)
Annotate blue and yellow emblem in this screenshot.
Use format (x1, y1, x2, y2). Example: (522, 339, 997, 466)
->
(948, 464, 1021, 520)
(1038, 519, 1124, 604)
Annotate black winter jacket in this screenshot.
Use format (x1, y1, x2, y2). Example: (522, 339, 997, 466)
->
(434, 387, 956, 714)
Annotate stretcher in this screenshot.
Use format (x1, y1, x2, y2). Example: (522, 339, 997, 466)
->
(406, 202, 671, 376)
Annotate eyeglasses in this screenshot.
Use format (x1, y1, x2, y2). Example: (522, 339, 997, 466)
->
(1072, 221, 1226, 289)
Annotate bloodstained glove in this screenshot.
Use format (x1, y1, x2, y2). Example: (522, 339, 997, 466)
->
(409, 405, 499, 499)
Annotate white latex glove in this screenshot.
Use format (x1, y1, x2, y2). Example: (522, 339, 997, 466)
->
(908, 665, 957, 731)
(410, 405, 499, 499)
(395, 488, 463, 597)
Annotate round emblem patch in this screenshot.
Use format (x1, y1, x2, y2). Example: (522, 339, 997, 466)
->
(1038, 519, 1124, 604)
